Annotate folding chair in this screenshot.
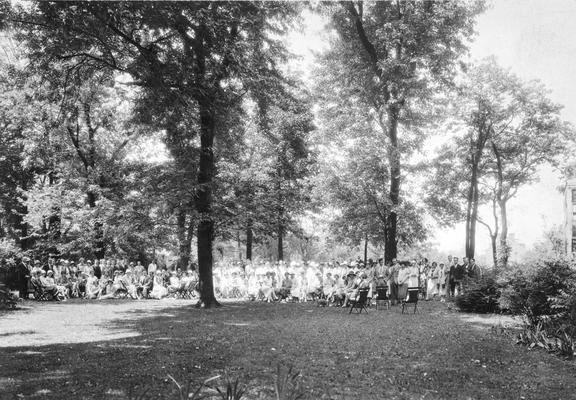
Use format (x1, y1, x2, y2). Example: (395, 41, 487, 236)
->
(31, 278, 54, 301)
(402, 287, 420, 314)
(349, 288, 369, 314)
(374, 285, 390, 310)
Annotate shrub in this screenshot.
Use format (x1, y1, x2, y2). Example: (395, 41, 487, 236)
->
(499, 260, 576, 324)
(455, 274, 500, 313)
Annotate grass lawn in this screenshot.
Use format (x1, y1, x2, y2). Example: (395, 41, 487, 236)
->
(1, 299, 575, 399)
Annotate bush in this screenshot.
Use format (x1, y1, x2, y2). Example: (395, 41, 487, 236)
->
(496, 259, 576, 359)
(499, 260, 576, 324)
(455, 274, 500, 313)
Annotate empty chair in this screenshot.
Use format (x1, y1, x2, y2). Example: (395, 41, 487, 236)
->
(374, 285, 390, 310)
(401, 287, 419, 314)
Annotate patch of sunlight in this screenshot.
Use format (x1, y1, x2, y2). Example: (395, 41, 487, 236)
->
(0, 377, 20, 389)
(110, 344, 152, 349)
(0, 300, 193, 348)
(16, 350, 43, 355)
(105, 388, 126, 397)
(25, 369, 70, 382)
(459, 313, 520, 330)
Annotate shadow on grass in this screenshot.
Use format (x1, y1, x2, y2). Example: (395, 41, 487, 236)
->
(1, 300, 576, 399)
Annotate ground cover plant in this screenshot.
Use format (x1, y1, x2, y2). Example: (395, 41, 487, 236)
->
(1, 300, 576, 399)
(454, 260, 576, 359)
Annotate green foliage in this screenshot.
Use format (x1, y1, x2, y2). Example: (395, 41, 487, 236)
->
(455, 274, 500, 313)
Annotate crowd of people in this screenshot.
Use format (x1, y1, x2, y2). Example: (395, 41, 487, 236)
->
(0, 254, 482, 305)
(0, 257, 199, 301)
(212, 255, 482, 305)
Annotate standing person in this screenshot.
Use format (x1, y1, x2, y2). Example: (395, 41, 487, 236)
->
(448, 255, 456, 298)
(16, 257, 31, 299)
(453, 258, 465, 296)
(467, 258, 481, 280)
(388, 260, 400, 305)
(148, 259, 158, 275)
(436, 263, 448, 301)
(426, 262, 439, 300)
(397, 262, 409, 302)
(92, 260, 102, 279)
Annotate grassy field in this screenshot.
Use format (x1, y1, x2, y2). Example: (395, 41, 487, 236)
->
(1, 299, 576, 399)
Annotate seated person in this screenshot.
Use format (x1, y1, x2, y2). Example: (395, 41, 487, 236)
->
(85, 270, 100, 299)
(229, 272, 244, 298)
(98, 270, 129, 300)
(167, 271, 183, 295)
(150, 270, 168, 299)
(275, 272, 292, 300)
(122, 270, 138, 299)
(137, 271, 154, 299)
(258, 273, 277, 302)
(307, 272, 323, 300)
(322, 273, 336, 299)
(343, 272, 370, 307)
(246, 274, 259, 301)
(290, 272, 306, 302)
(331, 274, 346, 305)
(37, 270, 64, 300)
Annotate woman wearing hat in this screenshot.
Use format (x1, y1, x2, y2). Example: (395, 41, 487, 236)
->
(150, 270, 168, 299)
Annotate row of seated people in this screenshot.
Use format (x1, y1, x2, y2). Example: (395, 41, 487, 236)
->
(30, 268, 199, 301)
(240, 271, 375, 306)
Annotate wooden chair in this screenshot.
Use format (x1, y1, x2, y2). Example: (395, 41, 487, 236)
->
(401, 287, 420, 314)
(374, 285, 390, 310)
(349, 288, 369, 314)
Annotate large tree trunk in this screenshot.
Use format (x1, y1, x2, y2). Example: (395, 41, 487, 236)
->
(246, 219, 253, 261)
(466, 161, 480, 259)
(177, 208, 194, 270)
(466, 122, 489, 259)
(498, 199, 509, 268)
(87, 190, 105, 259)
(195, 101, 220, 308)
(384, 106, 400, 264)
(490, 233, 498, 268)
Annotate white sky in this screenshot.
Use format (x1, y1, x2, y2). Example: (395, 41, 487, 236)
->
(287, 1, 576, 263)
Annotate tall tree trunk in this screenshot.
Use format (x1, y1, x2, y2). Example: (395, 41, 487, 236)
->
(246, 219, 253, 261)
(466, 162, 480, 259)
(498, 199, 509, 268)
(490, 232, 498, 268)
(87, 190, 105, 259)
(466, 120, 489, 259)
(364, 233, 368, 266)
(195, 101, 220, 308)
(277, 225, 284, 261)
(384, 106, 400, 264)
(491, 140, 509, 269)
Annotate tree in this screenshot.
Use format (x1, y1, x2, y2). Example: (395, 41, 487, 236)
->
(13, 1, 301, 307)
(425, 59, 573, 268)
(319, 0, 484, 263)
